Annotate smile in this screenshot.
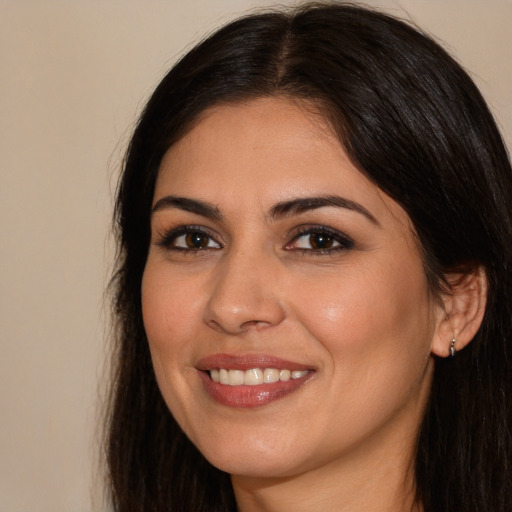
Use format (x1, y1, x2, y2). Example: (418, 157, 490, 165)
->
(197, 354, 315, 408)
(210, 368, 309, 386)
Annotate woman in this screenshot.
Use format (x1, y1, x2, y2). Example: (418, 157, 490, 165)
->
(106, 2, 512, 511)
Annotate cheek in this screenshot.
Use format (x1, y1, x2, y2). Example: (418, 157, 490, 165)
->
(142, 264, 202, 350)
(141, 264, 206, 427)
(141, 264, 206, 400)
(289, 263, 435, 441)
(141, 271, 173, 356)
(290, 260, 434, 369)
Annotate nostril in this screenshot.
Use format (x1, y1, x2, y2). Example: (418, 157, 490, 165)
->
(240, 319, 272, 331)
(205, 318, 272, 334)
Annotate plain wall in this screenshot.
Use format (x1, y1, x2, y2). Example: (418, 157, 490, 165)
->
(1, 1, 510, 510)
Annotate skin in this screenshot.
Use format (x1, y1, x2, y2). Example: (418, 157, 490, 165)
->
(141, 97, 454, 511)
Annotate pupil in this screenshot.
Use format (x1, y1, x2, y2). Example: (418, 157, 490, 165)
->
(311, 233, 333, 249)
(186, 232, 206, 248)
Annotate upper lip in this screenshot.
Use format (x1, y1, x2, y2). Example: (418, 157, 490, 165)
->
(196, 353, 314, 371)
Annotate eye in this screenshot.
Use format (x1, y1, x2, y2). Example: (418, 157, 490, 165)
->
(294, 232, 338, 250)
(286, 227, 354, 253)
(157, 227, 222, 251)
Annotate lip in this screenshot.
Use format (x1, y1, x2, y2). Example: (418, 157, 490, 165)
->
(196, 353, 313, 372)
(196, 353, 315, 408)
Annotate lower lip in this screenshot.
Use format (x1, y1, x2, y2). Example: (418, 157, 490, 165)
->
(198, 371, 313, 408)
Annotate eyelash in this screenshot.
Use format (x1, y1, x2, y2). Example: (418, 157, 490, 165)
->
(156, 226, 223, 253)
(286, 226, 354, 255)
(156, 225, 354, 255)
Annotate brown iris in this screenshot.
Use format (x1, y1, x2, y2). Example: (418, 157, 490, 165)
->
(309, 233, 335, 250)
(185, 232, 209, 249)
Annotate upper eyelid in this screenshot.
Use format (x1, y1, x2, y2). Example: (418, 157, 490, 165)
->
(287, 225, 354, 248)
(156, 225, 223, 247)
(288, 225, 353, 240)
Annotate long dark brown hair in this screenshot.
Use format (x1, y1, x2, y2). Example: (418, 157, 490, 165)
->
(106, 3, 512, 511)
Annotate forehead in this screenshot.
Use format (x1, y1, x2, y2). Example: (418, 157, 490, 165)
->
(159, 97, 336, 179)
(155, 97, 407, 227)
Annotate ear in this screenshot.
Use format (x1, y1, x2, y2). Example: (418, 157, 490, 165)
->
(431, 266, 487, 357)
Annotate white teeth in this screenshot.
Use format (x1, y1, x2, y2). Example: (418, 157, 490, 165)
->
(245, 368, 263, 385)
(228, 369, 245, 386)
(263, 368, 280, 383)
(219, 368, 229, 385)
(279, 369, 290, 381)
(208, 367, 310, 386)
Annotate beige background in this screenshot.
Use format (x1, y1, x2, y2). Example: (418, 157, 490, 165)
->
(1, 1, 510, 511)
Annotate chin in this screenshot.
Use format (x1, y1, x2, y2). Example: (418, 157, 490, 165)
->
(194, 429, 308, 479)
(209, 454, 304, 480)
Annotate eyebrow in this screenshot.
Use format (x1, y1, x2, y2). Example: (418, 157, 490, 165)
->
(151, 196, 222, 220)
(269, 195, 379, 225)
(151, 194, 379, 225)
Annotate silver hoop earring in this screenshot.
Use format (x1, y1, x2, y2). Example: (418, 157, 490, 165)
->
(449, 338, 456, 357)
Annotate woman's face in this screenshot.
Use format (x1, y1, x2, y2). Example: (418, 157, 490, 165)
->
(142, 97, 442, 479)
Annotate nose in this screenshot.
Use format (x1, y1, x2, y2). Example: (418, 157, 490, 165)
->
(203, 248, 286, 335)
